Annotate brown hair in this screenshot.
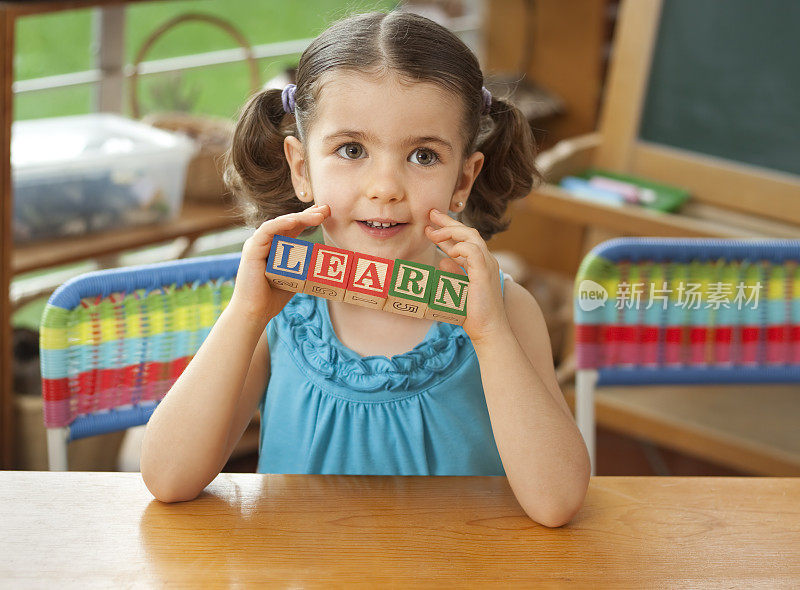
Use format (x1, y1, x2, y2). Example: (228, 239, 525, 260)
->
(224, 11, 539, 239)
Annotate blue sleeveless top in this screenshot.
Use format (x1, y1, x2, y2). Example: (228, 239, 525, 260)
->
(257, 282, 506, 476)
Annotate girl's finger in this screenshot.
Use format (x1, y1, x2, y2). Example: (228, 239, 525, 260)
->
(426, 223, 485, 252)
(436, 238, 484, 272)
(255, 205, 329, 242)
(428, 208, 464, 227)
(424, 225, 459, 252)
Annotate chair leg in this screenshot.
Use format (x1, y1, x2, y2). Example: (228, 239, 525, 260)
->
(47, 428, 69, 471)
(575, 369, 598, 475)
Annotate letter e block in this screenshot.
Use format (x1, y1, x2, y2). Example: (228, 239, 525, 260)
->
(383, 259, 435, 318)
(424, 270, 469, 325)
(344, 253, 395, 310)
(302, 243, 355, 302)
(265, 234, 314, 292)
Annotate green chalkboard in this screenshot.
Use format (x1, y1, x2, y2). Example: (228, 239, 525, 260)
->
(639, 0, 800, 177)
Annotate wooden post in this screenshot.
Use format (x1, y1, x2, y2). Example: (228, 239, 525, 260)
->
(1, 5, 15, 467)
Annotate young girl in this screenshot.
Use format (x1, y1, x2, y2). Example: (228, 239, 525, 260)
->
(140, 11, 590, 527)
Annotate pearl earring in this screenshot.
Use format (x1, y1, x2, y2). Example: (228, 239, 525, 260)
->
(456, 201, 464, 208)
(299, 191, 306, 198)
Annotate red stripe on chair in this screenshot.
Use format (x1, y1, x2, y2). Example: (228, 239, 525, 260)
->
(740, 326, 761, 364)
(766, 325, 790, 363)
(639, 326, 659, 366)
(664, 326, 683, 365)
(603, 325, 625, 366)
(42, 377, 70, 402)
(689, 327, 707, 364)
(170, 356, 190, 379)
(620, 325, 638, 365)
(714, 326, 733, 364)
(575, 324, 601, 344)
(792, 326, 800, 363)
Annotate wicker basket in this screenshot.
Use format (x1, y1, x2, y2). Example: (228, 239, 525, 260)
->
(130, 13, 261, 204)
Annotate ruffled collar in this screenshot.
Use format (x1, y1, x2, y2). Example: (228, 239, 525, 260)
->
(274, 294, 475, 400)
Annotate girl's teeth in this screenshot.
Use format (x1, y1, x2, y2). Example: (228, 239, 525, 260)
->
(365, 221, 397, 228)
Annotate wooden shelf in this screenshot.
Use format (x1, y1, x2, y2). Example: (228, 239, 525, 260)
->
(525, 184, 800, 240)
(563, 383, 800, 476)
(13, 202, 241, 274)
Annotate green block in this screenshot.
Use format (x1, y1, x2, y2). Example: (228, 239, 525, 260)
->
(388, 259, 435, 303)
(428, 270, 469, 316)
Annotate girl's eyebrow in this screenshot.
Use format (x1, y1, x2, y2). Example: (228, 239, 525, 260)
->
(323, 129, 376, 144)
(408, 136, 454, 153)
(323, 130, 454, 153)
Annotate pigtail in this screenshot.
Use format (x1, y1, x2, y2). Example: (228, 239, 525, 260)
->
(465, 97, 541, 240)
(223, 88, 304, 227)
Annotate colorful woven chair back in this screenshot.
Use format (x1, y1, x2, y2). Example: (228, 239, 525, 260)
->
(40, 254, 240, 470)
(573, 238, 800, 469)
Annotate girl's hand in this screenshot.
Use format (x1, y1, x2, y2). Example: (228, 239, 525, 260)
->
(229, 204, 331, 323)
(424, 209, 511, 344)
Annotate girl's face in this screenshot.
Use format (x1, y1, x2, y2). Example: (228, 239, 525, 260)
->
(285, 72, 484, 265)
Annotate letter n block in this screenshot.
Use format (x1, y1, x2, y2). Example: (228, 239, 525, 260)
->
(383, 259, 435, 318)
(344, 253, 395, 310)
(302, 243, 355, 302)
(424, 270, 469, 326)
(265, 234, 314, 292)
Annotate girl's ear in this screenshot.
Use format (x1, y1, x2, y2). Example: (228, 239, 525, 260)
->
(284, 135, 313, 203)
(451, 151, 484, 211)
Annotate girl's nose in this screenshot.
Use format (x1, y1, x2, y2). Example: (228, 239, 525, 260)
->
(365, 161, 405, 204)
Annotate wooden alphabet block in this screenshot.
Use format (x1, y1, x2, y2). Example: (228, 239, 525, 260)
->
(383, 259, 435, 318)
(424, 270, 469, 326)
(265, 235, 314, 292)
(344, 253, 395, 310)
(302, 243, 355, 302)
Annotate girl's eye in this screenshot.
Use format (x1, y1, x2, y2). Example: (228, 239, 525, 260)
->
(409, 148, 438, 167)
(337, 143, 365, 159)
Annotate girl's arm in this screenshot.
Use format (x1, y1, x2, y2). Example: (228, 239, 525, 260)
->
(426, 209, 590, 527)
(474, 281, 590, 527)
(139, 307, 270, 503)
(140, 205, 330, 502)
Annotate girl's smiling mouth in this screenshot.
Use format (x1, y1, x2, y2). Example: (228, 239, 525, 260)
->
(357, 219, 408, 237)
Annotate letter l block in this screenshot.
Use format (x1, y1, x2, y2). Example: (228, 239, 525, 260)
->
(265, 234, 314, 292)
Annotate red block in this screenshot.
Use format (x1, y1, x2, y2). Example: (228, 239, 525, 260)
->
(347, 253, 394, 297)
(307, 243, 355, 289)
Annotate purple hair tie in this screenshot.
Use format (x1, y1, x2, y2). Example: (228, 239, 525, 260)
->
(481, 86, 492, 115)
(281, 83, 297, 114)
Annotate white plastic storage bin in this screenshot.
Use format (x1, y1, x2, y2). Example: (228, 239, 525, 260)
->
(11, 113, 197, 243)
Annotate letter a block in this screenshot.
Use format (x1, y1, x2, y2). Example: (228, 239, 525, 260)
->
(384, 259, 435, 318)
(424, 270, 469, 326)
(302, 243, 355, 302)
(265, 235, 314, 292)
(344, 253, 395, 310)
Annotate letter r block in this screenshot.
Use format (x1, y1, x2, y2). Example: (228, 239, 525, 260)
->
(302, 243, 355, 302)
(265, 234, 314, 292)
(424, 270, 469, 325)
(344, 253, 395, 310)
(383, 259, 435, 318)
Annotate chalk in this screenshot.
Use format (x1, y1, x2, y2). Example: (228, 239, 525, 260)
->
(559, 177, 625, 206)
(589, 176, 657, 204)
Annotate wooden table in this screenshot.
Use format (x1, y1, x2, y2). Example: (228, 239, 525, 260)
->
(1, 472, 798, 587)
